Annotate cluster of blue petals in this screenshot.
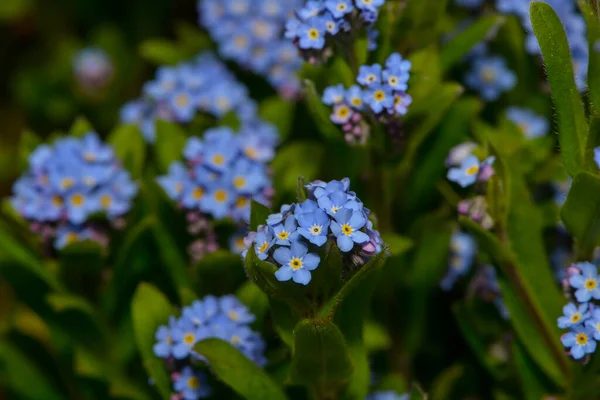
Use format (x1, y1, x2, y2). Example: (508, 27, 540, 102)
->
(285, 0, 385, 59)
(506, 107, 549, 139)
(11, 132, 137, 249)
(246, 178, 383, 285)
(153, 294, 266, 399)
(120, 53, 262, 142)
(441, 232, 476, 291)
(157, 125, 276, 223)
(198, 0, 303, 96)
(558, 262, 600, 360)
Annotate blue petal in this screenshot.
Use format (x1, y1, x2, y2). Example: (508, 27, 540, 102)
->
(337, 235, 354, 252)
(275, 266, 294, 282)
(273, 247, 292, 266)
(351, 230, 370, 244)
(290, 240, 308, 258)
(292, 269, 311, 285)
(303, 253, 320, 271)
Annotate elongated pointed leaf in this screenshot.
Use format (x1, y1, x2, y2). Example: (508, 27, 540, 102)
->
(194, 339, 287, 400)
(250, 200, 271, 231)
(561, 172, 600, 257)
(154, 120, 187, 173)
(107, 124, 147, 179)
(580, 0, 600, 115)
(303, 80, 343, 142)
(531, 2, 588, 176)
(131, 283, 174, 399)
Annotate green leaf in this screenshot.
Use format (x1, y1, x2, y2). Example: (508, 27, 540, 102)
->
(364, 320, 391, 352)
(154, 120, 187, 173)
(139, 39, 191, 65)
(580, 0, 600, 115)
(194, 339, 287, 400)
(302, 80, 343, 142)
(441, 16, 506, 70)
(0, 341, 66, 400)
(531, 2, 588, 176)
(270, 298, 302, 347)
(259, 97, 296, 140)
(272, 142, 325, 202)
(297, 176, 308, 202)
(18, 129, 42, 174)
(250, 200, 272, 231)
(107, 124, 147, 179)
(291, 318, 354, 395)
(561, 172, 600, 257)
(512, 339, 554, 400)
(131, 283, 174, 399)
(69, 116, 94, 137)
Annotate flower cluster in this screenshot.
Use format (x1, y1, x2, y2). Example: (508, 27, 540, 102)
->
(464, 54, 516, 101)
(198, 0, 303, 97)
(447, 151, 495, 189)
(557, 262, 600, 360)
(120, 53, 261, 142)
(157, 125, 276, 260)
(246, 178, 383, 285)
(322, 53, 413, 144)
(72, 47, 114, 93)
(10, 132, 137, 250)
(285, 0, 385, 64)
(153, 294, 266, 399)
(506, 107, 549, 139)
(498, 0, 588, 91)
(441, 231, 476, 291)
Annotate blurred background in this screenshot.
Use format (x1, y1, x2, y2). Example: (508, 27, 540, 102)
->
(0, 0, 200, 196)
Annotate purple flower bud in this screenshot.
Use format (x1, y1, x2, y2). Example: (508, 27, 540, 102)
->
(478, 164, 495, 182)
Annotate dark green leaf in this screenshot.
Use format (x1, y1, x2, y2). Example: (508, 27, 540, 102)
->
(259, 97, 296, 140)
(561, 172, 600, 257)
(154, 120, 187, 173)
(272, 142, 325, 202)
(131, 283, 174, 399)
(291, 318, 354, 394)
(69, 116, 94, 137)
(139, 39, 191, 65)
(531, 2, 588, 176)
(194, 339, 287, 400)
(379, 233, 413, 256)
(580, 0, 600, 115)
(107, 124, 147, 179)
(302, 80, 343, 142)
(250, 200, 271, 231)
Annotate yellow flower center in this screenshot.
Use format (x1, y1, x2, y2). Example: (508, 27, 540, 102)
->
(337, 2, 348, 11)
(100, 194, 112, 208)
(310, 225, 322, 235)
(214, 189, 228, 203)
(576, 333, 588, 345)
(187, 376, 200, 389)
(216, 96, 230, 111)
(175, 94, 189, 107)
(366, 74, 376, 83)
(341, 224, 353, 236)
(235, 35, 248, 48)
(166, 336, 173, 344)
(351, 97, 362, 107)
(308, 28, 320, 39)
(231, 335, 242, 344)
(213, 154, 225, 166)
(61, 177, 75, 190)
(193, 187, 204, 200)
(236, 197, 248, 208)
(389, 76, 398, 85)
(183, 333, 196, 345)
(244, 147, 258, 159)
(571, 313, 581, 323)
(327, 22, 335, 31)
(228, 311, 239, 321)
(466, 165, 479, 176)
(52, 196, 63, 207)
(337, 106, 350, 118)
(258, 241, 269, 253)
(374, 90, 385, 101)
(586, 279, 598, 290)
(233, 176, 246, 189)
(71, 194, 85, 207)
(277, 231, 290, 240)
(481, 68, 496, 83)
(331, 206, 340, 214)
(65, 232, 79, 245)
(290, 257, 303, 270)
(518, 122, 529, 133)
(363, 0, 372, 3)
(84, 152, 95, 162)
(175, 182, 184, 194)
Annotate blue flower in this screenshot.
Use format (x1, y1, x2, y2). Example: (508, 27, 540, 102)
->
(200, 186, 234, 219)
(153, 316, 178, 358)
(346, 85, 366, 110)
(170, 90, 197, 121)
(393, 93, 412, 116)
(182, 296, 220, 326)
(569, 262, 600, 303)
(254, 228, 275, 260)
(298, 1, 326, 20)
(296, 208, 331, 246)
(294, 199, 320, 215)
(367, 28, 379, 51)
(447, 155, 482, 188)
(323, 84, 347, 105)
(267, 204, 295, 226)
(323, 14, 341, 35)
(54, 225, 93, 250)
(561, 324, 597, 360)
(465, 56, 516, 101)
(298, 19, 326, 50)
(385, 53, 412, 71)
(506, 107, 549, 139)
(171, 318, 208, 359)
(325, 0, 353, 18)
(330, 208, 369, 252)
(173, 366, 212, 400)
(364, 85, 395, 113)
(273, 215, 300, 246)
(558, 303, 590, 329)
(594, 147, 600, 170)
(317, 190, 360, 216)
(72, 47, 113, 90)
(330, 104, 354, 124)
(382, 67, 409, 91)
(219, 295, 255, 324)
(440, 232, 476, 291)
(355, 0, 385, 13)
(357, 64, 382, 87)
(273, 240, 321, 285)
(585, 307, 600, 341)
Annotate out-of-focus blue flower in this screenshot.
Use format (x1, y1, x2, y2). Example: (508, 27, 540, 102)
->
(355, 0, 385, 13)
(585, 307, 600, 341)
(299, 19, 327, 49)
(367, 28, 379, 51)
(440, 232, 476, 291)
(447, 155, 486, 188)
(325, 0, 354, 18)
(173, 366, 212, 400)
(561, 324, 597, 360)
(558, 303, 590, 329)
(365, 85, 395, 114)
(11, 132, 137, 250)
(157, 126, 274, 223)
(594, 147, 600, 169)
(570, 262, 600, 303)
(366, 391, 409, 400)
(72, 47, 114, 91)
(273, 240, 321, 285)
(357, 64, 383, 87)
(219, 295, 255, 324)
(465, 56, 516, 101)
(346, 85, 366, 110)
(506, 107, 549, 139)
(153, 316, 178, 358)
(323, 84, 347, 105)
(254, 228, 276, 260)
